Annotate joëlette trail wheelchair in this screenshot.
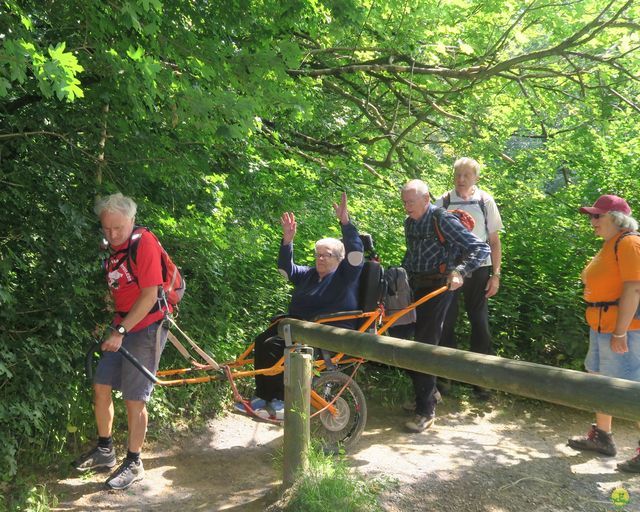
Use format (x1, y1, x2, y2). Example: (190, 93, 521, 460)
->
(87, 259, 448, 451)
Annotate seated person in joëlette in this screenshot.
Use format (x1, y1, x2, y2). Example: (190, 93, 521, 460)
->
(235, 193, 364, 419)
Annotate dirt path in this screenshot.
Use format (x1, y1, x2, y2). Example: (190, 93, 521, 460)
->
(53, 392, 640, 511)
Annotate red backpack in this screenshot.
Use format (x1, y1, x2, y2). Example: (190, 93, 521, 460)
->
(106, 226, 185, 309)
(433, 208, 476, 273)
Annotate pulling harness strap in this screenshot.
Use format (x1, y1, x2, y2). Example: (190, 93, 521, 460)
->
(166, 316, 220, 370)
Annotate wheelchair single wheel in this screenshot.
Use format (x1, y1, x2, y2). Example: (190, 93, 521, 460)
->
(311, 371, 367, 452)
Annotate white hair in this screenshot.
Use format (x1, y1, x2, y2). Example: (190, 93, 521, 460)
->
(315, 238, 345, 261)
(402, 179, 429, 196)
(454, 157, 481, 176)
(609, 211, 639, 231)
(94, 193, 137, 218)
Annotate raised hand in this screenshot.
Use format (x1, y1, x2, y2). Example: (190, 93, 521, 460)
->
(281, 211, 297, 245)
(333, 192, 350, 225)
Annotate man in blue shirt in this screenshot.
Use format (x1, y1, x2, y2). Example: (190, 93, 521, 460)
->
(401, 179, 490, 432)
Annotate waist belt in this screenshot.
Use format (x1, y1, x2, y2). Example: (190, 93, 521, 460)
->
(585, 300, 618, 310)
(409, 271, 447, 289)
(585, 300, 619, 334)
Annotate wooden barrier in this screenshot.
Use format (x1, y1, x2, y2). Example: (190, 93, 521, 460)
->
(279, 318, 640, 422)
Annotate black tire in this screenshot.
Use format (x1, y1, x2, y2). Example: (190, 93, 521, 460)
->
(311, 371, 367, 452)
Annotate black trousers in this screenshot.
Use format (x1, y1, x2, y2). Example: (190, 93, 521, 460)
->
(408, 280, 454, 417)
(253, 323, 285, 402)
(440, 266, 492, 355)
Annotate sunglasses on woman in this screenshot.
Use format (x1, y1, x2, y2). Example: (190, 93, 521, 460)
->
(589, 213, 602, 219)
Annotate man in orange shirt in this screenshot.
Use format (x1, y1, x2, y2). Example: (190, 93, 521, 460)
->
(567, 195, 640, 473)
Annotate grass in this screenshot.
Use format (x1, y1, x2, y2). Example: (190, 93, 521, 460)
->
(358, 363, 413, 406)
(279, 445, 395, 512)
(0, 481, 58, 512)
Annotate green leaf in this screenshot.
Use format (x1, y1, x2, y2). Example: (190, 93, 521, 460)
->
(20, 14, 33, 31)
(0, 77, 10, 97)
(141, 0, 163, 12)
(127, 45, 145, 62)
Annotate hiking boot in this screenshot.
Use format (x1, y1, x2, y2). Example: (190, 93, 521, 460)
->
(105, 458, 145, 490)
(567, 424, 617, 456)
(73, 445, 116, 472)
(405, 414, 435, 433)
(617, 444, 640, 473)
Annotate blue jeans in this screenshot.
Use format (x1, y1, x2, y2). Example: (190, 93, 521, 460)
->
(584, 329, 640, 381)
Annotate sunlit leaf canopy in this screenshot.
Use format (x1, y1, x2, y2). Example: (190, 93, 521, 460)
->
(0, 0, 639, 485)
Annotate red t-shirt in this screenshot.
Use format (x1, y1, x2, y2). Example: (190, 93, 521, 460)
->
(105, 230, 165, 331)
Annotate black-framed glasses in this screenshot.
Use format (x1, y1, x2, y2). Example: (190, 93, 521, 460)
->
(589, 213, 601, 219)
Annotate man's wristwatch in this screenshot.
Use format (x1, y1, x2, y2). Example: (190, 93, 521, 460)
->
(114, 324, 127, 336)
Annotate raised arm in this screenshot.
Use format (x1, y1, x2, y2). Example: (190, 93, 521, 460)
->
(281, 211, 297, 245)
(333, 192, 350, 225)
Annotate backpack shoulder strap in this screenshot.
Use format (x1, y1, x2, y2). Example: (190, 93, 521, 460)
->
(432, 207, 447, 245)
(104, 226, 144, 272)
(477, 190, 489, 235)
(614, 231, 640, 262)
(442, 192, 451, 210)
(125, 226, 151, 282)
(127, 226, 150, 264)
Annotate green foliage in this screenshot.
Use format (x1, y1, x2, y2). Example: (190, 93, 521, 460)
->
(282, 446, 392, 512)
(1, 0, 639, 507)
(0, 481, 57, 512)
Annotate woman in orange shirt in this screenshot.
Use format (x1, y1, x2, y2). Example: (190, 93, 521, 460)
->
(567, 195, 640, 473)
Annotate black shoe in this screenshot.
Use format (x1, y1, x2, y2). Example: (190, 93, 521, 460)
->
(73, 446, 116, 472)
(105, 458, 144, 490)
(568, 424, 617, 456)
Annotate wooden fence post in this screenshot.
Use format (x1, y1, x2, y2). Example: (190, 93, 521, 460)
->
(282, 345, 312, 488)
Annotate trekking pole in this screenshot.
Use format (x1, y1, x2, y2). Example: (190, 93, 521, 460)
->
(85, 338, 158, 384)
(118, 346, 159, 383)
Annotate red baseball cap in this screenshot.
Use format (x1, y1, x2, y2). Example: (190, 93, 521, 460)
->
(579, 194, 631, 216)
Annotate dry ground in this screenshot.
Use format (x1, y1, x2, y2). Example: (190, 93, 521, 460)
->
(52, 390, 640, 512)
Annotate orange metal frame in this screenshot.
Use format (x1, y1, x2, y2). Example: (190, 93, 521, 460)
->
(153, 286, 449, 417)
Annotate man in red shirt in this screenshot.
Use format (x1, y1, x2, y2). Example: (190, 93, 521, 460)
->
(74, 193, 170, 489)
